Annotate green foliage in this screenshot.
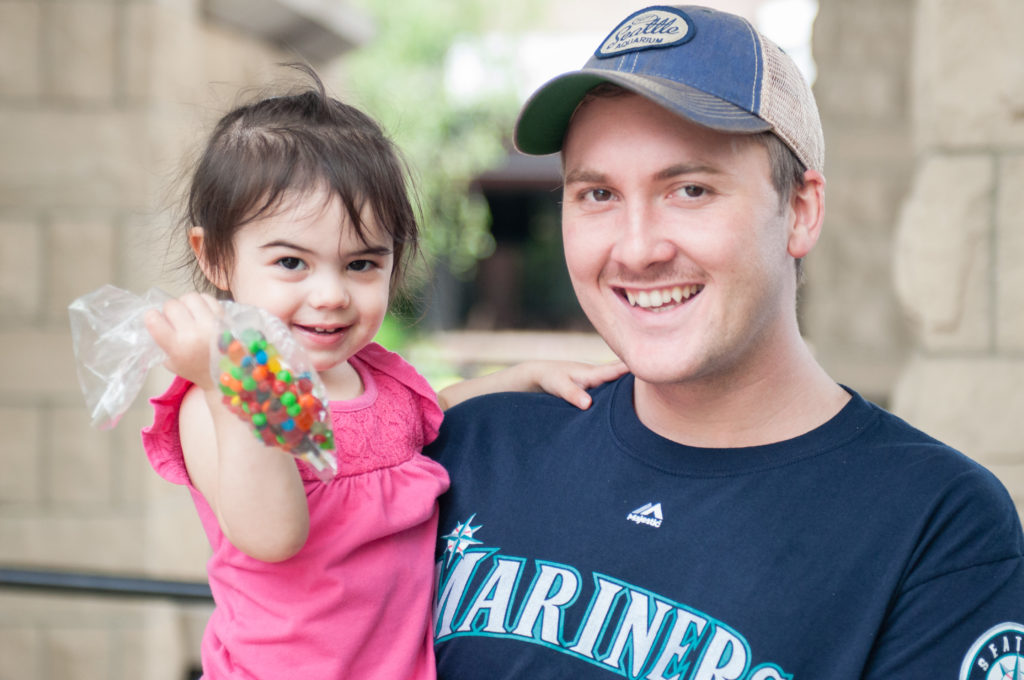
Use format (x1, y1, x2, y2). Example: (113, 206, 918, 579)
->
(373, 310, 410, 350)
(343, 0, 535, 279)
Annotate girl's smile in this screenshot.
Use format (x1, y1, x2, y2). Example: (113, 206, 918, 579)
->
(292, 323, 350, 347)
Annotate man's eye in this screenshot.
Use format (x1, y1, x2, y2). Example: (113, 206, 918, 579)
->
(681, 185, 706, 198)
(276, 257, 306, 270)
(585, 188, 614, 202)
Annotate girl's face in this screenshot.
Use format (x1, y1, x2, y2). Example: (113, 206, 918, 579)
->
(196, 187, 394, 383)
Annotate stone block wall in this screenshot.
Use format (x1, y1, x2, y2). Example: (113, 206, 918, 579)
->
(2, 0, 1022, 677)
(812, 0, 1024, 519)
(891, 0, 1024, 512)
(0, 1, 287, 678)
(804, 0, 916, 403)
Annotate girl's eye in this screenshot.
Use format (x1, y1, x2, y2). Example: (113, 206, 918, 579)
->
(348, 259, 375, 273)
(276, 256, 306, 271)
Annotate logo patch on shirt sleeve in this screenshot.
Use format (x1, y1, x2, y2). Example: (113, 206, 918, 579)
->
(596, 7, 696, 58)
(960, 622, 1024, 679)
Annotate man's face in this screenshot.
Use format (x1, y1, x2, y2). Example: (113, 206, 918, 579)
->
(561, 93, 803, 390)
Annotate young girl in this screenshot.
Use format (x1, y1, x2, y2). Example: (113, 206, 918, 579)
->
(140, 67, 622, 679)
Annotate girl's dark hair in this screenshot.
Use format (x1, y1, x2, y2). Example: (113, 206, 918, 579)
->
(185, 64, 419, 297)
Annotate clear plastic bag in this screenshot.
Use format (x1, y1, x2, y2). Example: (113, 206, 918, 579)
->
(68, 285, 337, 481)
(68, 285, 171, 430)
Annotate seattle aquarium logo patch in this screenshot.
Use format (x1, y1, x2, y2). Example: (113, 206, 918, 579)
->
(960, 622, 1024, 679)
(596, 7, 695, 58)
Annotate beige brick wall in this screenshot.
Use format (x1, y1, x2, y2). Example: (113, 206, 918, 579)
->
(891, 0, 1024, 518)
(0, 590, 210, 680)
(803, 0, 915, 403)
(911, 0, 1024, 150)
(997, 155, 1024, 351)
(0, 1, 287, 678)
(811, 0, 1024, 522)
(0, 2, 42, 99)
(2, 0, 1022, 677)
(894, 155, 993, 351)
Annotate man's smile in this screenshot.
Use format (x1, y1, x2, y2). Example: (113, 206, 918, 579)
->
(621, 284, 704, 310)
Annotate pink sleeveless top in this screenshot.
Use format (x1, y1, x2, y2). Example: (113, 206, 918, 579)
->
(142, 343, 449, 679)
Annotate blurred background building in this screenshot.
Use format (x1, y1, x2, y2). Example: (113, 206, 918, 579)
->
(1, 0, 1022, 677)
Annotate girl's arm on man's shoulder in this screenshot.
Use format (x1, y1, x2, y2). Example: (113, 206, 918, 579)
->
(437, 359, 627, 411)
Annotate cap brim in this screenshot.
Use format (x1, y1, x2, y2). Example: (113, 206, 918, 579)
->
(514, 69, 773, 156)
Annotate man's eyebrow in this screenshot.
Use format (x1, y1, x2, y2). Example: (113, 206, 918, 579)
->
(654, 163, 723, 181)
(564, 164, 724, 185)
(563, 168, 606, 185)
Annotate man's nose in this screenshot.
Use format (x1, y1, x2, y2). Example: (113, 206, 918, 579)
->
(611, 203, 676, 270)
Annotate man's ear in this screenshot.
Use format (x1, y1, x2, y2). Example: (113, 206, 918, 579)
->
(188, 226, 229, 291)
(787, 169, 826, 260)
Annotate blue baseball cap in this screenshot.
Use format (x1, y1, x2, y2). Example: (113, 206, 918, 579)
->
(514, 4, 824, 173)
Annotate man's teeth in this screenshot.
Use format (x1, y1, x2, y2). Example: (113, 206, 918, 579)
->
(625, 285, 703, 308)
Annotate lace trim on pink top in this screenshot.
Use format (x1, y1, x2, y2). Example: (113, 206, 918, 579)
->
(317, 347, 440, 479)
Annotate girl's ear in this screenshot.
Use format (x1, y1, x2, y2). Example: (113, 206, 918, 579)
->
(189, 226, 229, 291)
(787, 169, 826, 260)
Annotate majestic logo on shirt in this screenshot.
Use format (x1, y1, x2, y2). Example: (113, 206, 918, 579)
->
(435, 517, 791, 680)
(627, 502, 664, 528)
(960, 622, 1024, 680)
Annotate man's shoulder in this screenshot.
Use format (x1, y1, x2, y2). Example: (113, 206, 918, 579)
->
(840, 390, 966, 462)
(850, 396, 1020, 541)
(443, 376, 621, 427)
(427, 377, 623, 466)
(862, 398, 992, 477)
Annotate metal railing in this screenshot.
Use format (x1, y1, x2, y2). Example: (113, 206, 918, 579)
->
(0, 566, 212, 601)
(0, 567, 210, 679)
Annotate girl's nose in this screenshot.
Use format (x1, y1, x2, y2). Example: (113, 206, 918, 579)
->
(309, 271, 350, 310)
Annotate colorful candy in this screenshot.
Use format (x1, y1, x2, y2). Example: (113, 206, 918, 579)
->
(215, 327, 336, 479)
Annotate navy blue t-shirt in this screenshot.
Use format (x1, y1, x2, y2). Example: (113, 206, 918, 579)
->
(428, 375, 1024, 679)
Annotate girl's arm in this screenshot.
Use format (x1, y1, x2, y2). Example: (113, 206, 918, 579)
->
(437, 359, 628, 411)
(144, 293, 309, 562)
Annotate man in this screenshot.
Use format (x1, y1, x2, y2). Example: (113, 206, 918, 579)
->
(428, 5, 1024, 678)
